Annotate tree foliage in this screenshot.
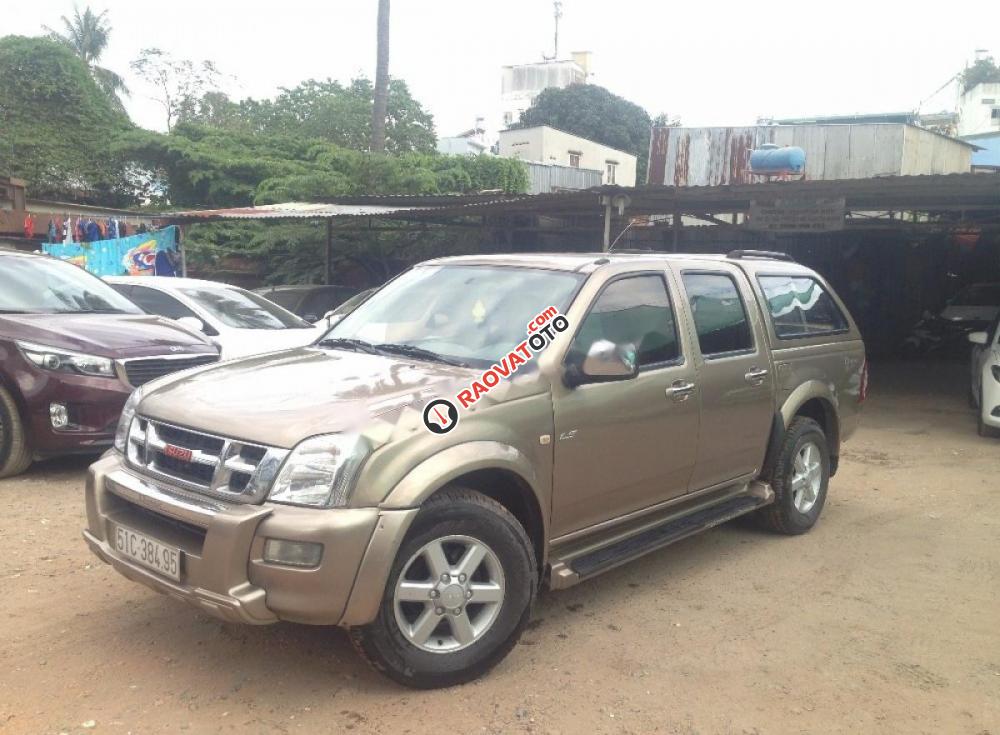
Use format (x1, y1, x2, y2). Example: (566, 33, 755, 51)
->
(0, 35, 138, 204)
(961, 56, 1000, 92)
(44, 5, 128, 110)
(117, 122, 527, 208)
(181, 78, 436, 154)
(516, 83, 652, 182)
(131, 47, 221, 131)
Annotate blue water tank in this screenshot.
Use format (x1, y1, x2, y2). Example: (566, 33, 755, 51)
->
(749, 144, 806, 174)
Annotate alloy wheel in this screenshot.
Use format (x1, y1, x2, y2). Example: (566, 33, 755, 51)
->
(393, 534, 505, 653)
(791, 442, 823, 513)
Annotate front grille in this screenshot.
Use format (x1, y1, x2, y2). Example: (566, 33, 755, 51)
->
(126, 417, 287, 503)
(122, 355, 218, 388)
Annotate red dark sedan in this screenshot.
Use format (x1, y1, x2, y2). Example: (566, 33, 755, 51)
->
(0, 250, 219, 477)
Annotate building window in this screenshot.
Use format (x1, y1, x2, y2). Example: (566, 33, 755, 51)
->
(992, 107, 1000, 122)
(982, 98, 996, 105)
(568, 152, 581, 168)
(605, 161, 617, 184)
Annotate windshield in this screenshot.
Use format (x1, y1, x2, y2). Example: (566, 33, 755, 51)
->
(259, 289, 305, 311)
(951, 284, 1000, 307)
(179, 286, 312, 329)
(325, 265, 584, 367)
(0, 256, 142, 315)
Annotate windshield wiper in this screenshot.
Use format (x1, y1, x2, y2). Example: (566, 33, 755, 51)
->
(317, 337, 382, 355)
(373, 342, 469, 367)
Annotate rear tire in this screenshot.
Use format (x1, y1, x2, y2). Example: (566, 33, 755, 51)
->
(0, 385, 32, 479)
(756, 417, 829, 535)
(351, 487, 537, 689)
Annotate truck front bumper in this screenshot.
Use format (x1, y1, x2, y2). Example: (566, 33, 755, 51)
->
(83, 453, 417, 626)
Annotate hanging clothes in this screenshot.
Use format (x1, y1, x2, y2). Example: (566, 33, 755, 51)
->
(23, 214, 35, 239)
(47, 220, 57, 244)
(85, 219, 102, 243)
(63, 218, 72, 244)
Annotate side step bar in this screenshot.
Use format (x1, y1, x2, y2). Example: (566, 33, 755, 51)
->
(559, 484, 773, 583)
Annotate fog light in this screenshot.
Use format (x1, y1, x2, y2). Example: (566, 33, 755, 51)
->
(49, 402, 69, 429)
(262, 539, 323, 568)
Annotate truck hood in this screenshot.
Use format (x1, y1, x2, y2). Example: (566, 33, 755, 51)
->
(139, 346, 486, 448)
(0, 313, 217, 359)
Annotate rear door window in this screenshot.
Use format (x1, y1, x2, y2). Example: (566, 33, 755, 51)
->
(758, 275, 848, 339)
(681, 272, 754, 357)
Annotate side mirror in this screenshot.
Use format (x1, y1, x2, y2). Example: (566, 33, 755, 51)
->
(968, 331, 988, 346)
(566, 340, 638, 387)
(322, 310, 344, 328)
(176, 316, 206, 333)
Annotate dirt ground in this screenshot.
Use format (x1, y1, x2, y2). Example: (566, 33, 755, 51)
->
(1, 361, 998, 735)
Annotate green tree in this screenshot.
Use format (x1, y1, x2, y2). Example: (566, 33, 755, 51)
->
(516, 83, 652, 182)
(0, 35, 137, 204)
(961, 56, 1000, 92)
(182, 78, 436, 154)
(130, 47, 221, 131)
(116, 122, 526, 208)
(44, 5, 128, 111)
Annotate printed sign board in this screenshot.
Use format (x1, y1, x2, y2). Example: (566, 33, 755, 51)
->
(747, 197, 845, 233)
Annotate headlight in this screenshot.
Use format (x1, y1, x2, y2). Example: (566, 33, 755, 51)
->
(17, 340, 115, 378)
(268, 434, 369, 508)
(114, 388, 143, 453)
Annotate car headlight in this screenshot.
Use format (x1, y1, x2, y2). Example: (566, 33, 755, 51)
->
(17, 340, 115, 378)
(268, 434, 369, 508)
(114, 388, 143, 453)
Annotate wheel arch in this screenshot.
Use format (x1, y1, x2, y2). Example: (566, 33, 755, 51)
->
(380, 441, 548, 569)
(777, 382, 841, 474)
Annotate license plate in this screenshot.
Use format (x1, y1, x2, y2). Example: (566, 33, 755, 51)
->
(113, 525, 182, 582)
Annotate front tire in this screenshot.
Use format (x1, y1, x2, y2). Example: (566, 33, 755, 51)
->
(756, 417, 830, 535)
(0, 385, 32, 479)
(351, 487, 537, 688)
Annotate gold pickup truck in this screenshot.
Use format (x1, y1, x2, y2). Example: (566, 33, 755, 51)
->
(84, 250, 867, 688)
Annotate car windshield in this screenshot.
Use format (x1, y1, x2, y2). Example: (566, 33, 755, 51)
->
(258, 289, 305, 311)
(179, 286, 312, 330)
(324, 265, 584, 367)
(951, 284, 1000, 307)
(0, 256, 141, 315)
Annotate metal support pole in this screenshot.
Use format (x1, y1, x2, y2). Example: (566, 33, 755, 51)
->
(602, 201, 612, 252)
(325, 219, 333, 285)
(672, 210, 681, 251)
(178, 224, 187, 277)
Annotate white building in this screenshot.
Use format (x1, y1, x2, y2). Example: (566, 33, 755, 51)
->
(957, 81, 1000, 136)
(500, 52, 591, 129)
(437, 126, 490, 156)
(498, 125, 637, 187)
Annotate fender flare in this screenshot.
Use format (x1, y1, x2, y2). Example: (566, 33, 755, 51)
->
(773, 380, 841, 472)
(381, 440, 542, 510)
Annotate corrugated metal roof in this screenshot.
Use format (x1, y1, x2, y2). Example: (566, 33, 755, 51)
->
(162, 173, 1000, 225)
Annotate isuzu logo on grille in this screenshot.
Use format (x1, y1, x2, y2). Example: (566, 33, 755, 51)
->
(162, 444, 194, 462)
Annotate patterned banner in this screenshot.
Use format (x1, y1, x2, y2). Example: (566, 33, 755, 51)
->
(43, 226, 180, 277)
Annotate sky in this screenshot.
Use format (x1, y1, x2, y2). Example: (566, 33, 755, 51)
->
(7, 0, 999, 138)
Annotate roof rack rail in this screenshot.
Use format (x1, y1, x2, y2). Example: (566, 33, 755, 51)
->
(726, 249, 795, 262)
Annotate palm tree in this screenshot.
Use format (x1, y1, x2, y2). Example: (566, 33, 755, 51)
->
(370, 0, 390, 152)
(45, 6, 128, 108)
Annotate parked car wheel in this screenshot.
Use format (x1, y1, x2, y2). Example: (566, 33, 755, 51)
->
(351, 487, 537, 689)
(756, 417, 830, 535)
(0, 385, 33, 479)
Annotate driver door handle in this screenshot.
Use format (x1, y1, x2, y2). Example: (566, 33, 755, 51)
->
(745, 367, 769, 385)
(666, 380, 696, 401)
